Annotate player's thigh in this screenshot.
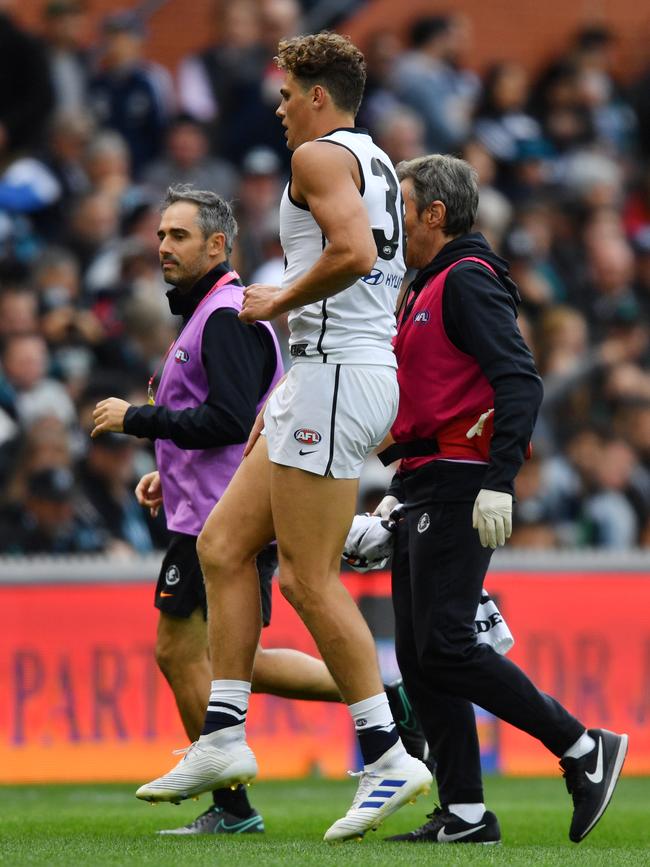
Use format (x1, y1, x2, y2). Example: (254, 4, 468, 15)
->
(156, 608, 207, 667)
(270, 463, 359, 577)
(198, 436, 275, 563)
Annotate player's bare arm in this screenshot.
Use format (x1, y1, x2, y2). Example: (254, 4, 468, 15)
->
(239, 142, 375, 323)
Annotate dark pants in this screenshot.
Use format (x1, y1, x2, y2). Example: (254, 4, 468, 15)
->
(391, 460, 584, 805)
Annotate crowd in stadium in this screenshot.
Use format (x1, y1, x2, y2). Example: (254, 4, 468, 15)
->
(0, 0, 649, 553)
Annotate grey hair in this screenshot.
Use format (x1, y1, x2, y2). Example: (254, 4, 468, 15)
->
(85, 130, 129, 161)
(396, 154, 479, 236)
(161, 184, 238, 254)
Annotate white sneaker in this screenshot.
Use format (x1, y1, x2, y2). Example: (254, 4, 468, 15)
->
(135, 739, 257, 804)
(323, 746, 433, 842)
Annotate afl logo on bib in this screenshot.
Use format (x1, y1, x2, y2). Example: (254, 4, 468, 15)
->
(294, 428, 322, 446)
(165, 564, 180, 585)
(174, 348, 190, 363)
(417, 513, 430, 533)
(414, 310, 430, 323)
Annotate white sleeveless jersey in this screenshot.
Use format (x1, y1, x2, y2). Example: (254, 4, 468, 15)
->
(279, 128, 405, 366)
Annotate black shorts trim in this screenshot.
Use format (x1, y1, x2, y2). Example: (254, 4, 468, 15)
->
(323, 364, 341, 477)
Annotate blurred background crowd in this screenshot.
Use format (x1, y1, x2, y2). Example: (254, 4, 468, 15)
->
(0, 0, 649, 554)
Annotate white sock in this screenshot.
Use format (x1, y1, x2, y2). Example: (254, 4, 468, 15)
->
(563, 731, 596, 760)
(449, 802, 486, 823)
(348, 692, 395, 731)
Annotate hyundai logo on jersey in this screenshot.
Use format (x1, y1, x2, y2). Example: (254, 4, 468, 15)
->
(174, 348, 190, 363)
(294, 428, 322, 445)
(362, 268, 385, 285)
(414, 310, 430, 323)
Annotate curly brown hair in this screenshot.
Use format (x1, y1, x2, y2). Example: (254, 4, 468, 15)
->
(276, 32, 366, 116)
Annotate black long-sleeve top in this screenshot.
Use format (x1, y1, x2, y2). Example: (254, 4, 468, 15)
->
(123, 262, 277, 449)
(397, 232, 543, 495)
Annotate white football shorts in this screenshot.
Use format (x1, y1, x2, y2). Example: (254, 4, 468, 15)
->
(263, 362, 398, 478)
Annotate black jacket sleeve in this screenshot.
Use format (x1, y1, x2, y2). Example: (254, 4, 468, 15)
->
(123, 308, 274, 449)
(443, 262, 544, 495)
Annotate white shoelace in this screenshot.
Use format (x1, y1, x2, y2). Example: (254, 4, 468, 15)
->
(347, 769, 381, 809)
(172, 742, 201, 761)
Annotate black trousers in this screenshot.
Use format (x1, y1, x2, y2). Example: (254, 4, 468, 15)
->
(391, 460, 584, 805)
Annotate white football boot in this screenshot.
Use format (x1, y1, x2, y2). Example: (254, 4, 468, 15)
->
(324, 743, 432, 841)
(136, 739, 257, 804)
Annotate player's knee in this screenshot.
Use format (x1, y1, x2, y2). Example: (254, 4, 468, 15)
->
(154, 633, 178, 680)
(278, 570, 322, 612)
(196, 527, 227, 576)
(155, 631, 201, 682)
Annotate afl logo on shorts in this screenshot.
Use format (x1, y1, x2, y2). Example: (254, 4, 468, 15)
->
(414, 310, 430, 323)
(165, 564, 180, 585)
(174, 348, 190, 363)
(417, 513, 430, 534)
(294, 428, 322, 446)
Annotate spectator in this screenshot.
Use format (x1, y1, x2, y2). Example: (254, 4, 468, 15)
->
(65, 190, 121, 294)
(0, 148, 63, 251)
(357, 29, 404, 131)
(177, 0, 266, 163)
(232, 146, 283, 281)
(0, 332, 75, 429)
(530, 60, 595, 154)
(568, 25, 636, 155)
(374, 106, 427, 165)
(1, 414, 73, 503)
(83, 130, 134, 202)
(0, 465, 106, 554)
(143, 115, 239, 201)
(0, 286, 39, 339)
(78, 432, 155, 553)
(583, 237, 639, 335)
(41, 109, 94, 232)
(41, 0, 90, 114)
(0, 3, 55, 156)
(88, 11, 173, 178)
(392, 14, 480, 153)
(632, 226, 650, 319)
(624, 164, 650, 238)
(473, 61, 545, 196)
(584, 437, 641, 547)
(510, 454, 560, 549)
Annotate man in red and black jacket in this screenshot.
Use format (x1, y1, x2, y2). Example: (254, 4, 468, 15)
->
(378, 154, 627, 846)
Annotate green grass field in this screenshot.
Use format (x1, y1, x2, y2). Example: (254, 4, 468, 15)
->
(1, 776, 648, 866)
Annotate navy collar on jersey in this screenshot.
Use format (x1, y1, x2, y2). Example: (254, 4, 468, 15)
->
(166, 261, 241, 320)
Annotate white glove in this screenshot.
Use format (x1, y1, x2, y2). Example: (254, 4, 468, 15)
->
(466, 408, 494, 439)
(472, 489, 512, 549)
(343, 514, 396, 572)
(373, 495, 400, 521)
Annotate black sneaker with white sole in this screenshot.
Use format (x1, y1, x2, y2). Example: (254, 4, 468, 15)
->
(385, 806, 501, 844)
(385, 679, 431, 766)
(157, 804, 265, 835)
(560, 727, 628, 843)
